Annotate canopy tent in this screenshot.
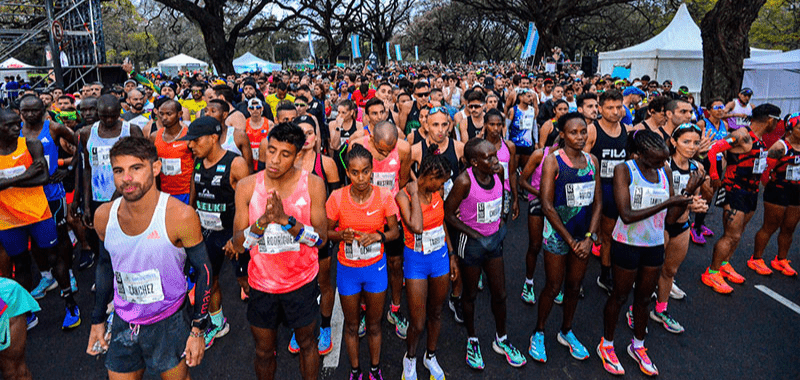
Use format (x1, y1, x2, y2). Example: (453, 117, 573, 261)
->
(598, 4, 780, 100)
(233, 52, 281, 73)
(157, 54, 209, 77)
(0, 57, 33, 80)
(742, 49, 800, 114)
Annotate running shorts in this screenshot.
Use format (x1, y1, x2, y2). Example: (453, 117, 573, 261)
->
(601, 182, 619, 219)
(336, 255, 388, 296)
(457, 224, 506, 267)
(514, 144, 534, 156)
(105, 305, 189, 374)
(720, 187, 759, 214)
(0, 218, 58, 257)
(403, 245, 450, 280)
(247, 277, 320, 330)
(763, 183, 800, 207)
(202, 229, 232, 277)
(665, 221, 690, 238)
(48, 198, 67, 227)
(611, 240, 665, 270)
(528, 197, 544, 217)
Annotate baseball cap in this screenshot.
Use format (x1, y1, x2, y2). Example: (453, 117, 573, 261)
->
(678, 86, 689, 95)
(740, 87, 753, 96)
(248, 98, 262, 108)
(622, 87, 646, 97)
(179, 116, 222, 141)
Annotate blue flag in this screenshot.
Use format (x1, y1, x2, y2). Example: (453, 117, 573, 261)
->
(395, 44, 402, 61)
(415, 46, 419, 61)
(521, 22, 539, 59)
(386, 42, 392, 62)
(351, 35, 362, 59)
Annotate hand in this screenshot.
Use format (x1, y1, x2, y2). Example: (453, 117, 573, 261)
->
(86, 323, 108, 356)
(684, 171, 704, 195)
(82, 208, 94, 229)
(667, 195, 692, 207)
(511, 201, 519, 220)
(50, 168, 68, 183)
(69, 201, 80, 220)
(698, 128, 714, 153)
(237, 277, 251, 297)
(711, 178, 722, 190)
(340, 228, 356, 244)
(449, 254, 460, 282)
(184, 330, 205, 367)
(573, 238, 593, 259)
(223, 239, 239, 259)
(121, 61, 133, 74)
(356, 232, 382, 248)
(688, 195, 708, 213)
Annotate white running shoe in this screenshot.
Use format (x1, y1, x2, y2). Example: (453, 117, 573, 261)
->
(669, 282, 686, 300)
(424, 352, 446, 380)
(402, 353, 417, 380)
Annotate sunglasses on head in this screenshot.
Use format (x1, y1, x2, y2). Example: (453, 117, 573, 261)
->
(672, 123, 702, 137)
(712, 105, 725, 110)
(426, 106, 448, 115)
(741, 89, 753, 96)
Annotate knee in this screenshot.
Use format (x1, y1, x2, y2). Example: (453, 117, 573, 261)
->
(462, 288, 478, 304)
(563, 281, 581, 298)
(661, 266, 678, 279)
(344, 321, 358, 336)
(410, 318, 425, 334)
(491, 288, 507, 304)
(389, 257, 403, 271)
(366, 320, 381, 336)
(255, 344, 276, 361)
(610, 291, 628, 307)
(295, 332, 316, 351)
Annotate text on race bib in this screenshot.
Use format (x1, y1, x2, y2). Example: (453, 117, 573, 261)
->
(443, 178, 453, 200)
(600, 159, 624, 178)
(252, 147, 259, 161)
(753, 150, 767, 174)
(500, 161, 509, 181)
(115, 268, 164, 305)
(344, 239, 382, 261)
(476, 197, 503, 224)
(565, 181, 596, 208)
(673, 173, 690, 194)
(197, 210, 223, 231)
(521, 114, 535, 130)
(414, 225, 446, 254)
(632, 186, 669, 211)
(257, 224, 300, 254)
(372, 171, 396, 190)
(91, 146, 111, 166)
(0, 165, 25, 179)
(787, 164, 800, 181)
(160, 158, 182, 176)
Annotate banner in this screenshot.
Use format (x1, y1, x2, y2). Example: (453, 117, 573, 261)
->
(351, 35, 362, 59)
(415, 46, 419, 61)
(308, 30, 315, 59)
(395, 44, 402, 61)
(520, 22, 539, 60)
(386, 42, 392, 62)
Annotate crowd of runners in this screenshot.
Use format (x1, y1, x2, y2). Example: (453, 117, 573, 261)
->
(0, 61, 797, 380)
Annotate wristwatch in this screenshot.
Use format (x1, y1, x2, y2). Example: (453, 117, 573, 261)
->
(586, 232, 599, 243)
(282, 216, 297, 231)
(190, 318, 208, 331)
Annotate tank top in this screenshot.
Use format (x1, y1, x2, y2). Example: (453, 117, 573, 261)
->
(458, 167, 503, 237)
(405, 101, 421, 134)
(529, 146, 551, 201)
(466, 114, 483, 140)
(365, 136, 401, 196)
(88, 121, 131, 202)
(542, 149, 596, 242)
(246, 118, 269, 170)
(669, 158, 699, 195)
(402, 189, 446, 253)
(154, 127, 193, 195)
(704, 118, 727, 142)
(0, 137, 52, 230)
(193, 151, 237, 232)
(612, 160, 669, 247)
(495, 139, 511, 191)
(418, 138, 460, 199)
(769, 139, 800, 190)
(728, 100, 752, 130)
(247, 171, 318, 294)
(590, 120, 628, 183)
(338, 120, 358, 148)
(723, 127, 767, 193)
(104, 192, 186, 325)
(220, 127, 241, 156)
(509, 105, 536, 148)
(24, 120, 65, 201)
(543, 120, 560, 148)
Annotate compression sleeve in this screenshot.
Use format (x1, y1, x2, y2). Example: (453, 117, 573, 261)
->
(708, 137, 736, 180)
(185, 242, 211, 322)
(91, 242, 114, 324)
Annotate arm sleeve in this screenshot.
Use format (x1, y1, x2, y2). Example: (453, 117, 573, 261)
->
(185, 242, 212, 322)
(708, 137, 736, 180)
(91, 242, 114, 324)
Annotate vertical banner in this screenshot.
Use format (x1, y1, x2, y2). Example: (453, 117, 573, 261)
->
(386, 42, 392, 62)
(520, 22, 539, 60)
(415, 46, 419, 61)
(308, 30, 315, 59)
(351, 35, 362, 59)
(395, 44, 402, 61)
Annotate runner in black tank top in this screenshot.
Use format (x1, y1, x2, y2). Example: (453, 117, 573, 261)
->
(417, 138, 460, 182)
(195, 150, 238, 231)
(467, 115, 483, 140)
(406, 101, 421, 134)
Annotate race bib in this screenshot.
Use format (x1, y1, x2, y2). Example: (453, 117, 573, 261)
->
(91, 146, 111, 166)
(443, 178, 453, 200)
(372, 171, 396, 190)
(632, 186, 669, 211)
(420, 225, 446, 254)
(197, 210, 223, 231)
(252, 147, 259, 161)
(786, 164, 800, 181)
(161, 158, 182, 176)
(673, 173, 690, 194)
(753, 150, 767, 174)
(500, 161, 509, 181)
(0, 165, 25, 179)
(476, 197, 502, 224)
(115, 268, 164, 305)
(257, 224, 300, 254)
(521, 115, 534, 130)
(600, 160, 624, 178)
(344, 240, 382, 261)
(565, 181, 595, 208)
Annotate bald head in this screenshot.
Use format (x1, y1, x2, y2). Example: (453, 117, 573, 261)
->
(98, 94, 121, 113)
(373, 120, 398, 146)
(19, 95, 44, 110)
(161, 99, 181, 113)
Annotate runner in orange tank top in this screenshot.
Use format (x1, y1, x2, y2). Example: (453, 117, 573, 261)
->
(245, 98, 269, 170)
(150, 100, 193, 204)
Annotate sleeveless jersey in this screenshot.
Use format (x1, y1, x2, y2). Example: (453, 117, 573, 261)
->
(590, 121, 628, 183)
(669, 158, 699, 195)
(542, 149, 596, 243)
(769, 139, 800, 190)
(418, 138, 460, 199)
(612, 160, 669, 247)
(509, 105, 536, 148)
(405, 101, 421, 134)
(723, 127, 767, 193)
(728, 100, 752, 130)
(458, 167, 503, 237)
(220, 127, 241, 156)
(154, 127, 193, 195)
(338, 120, 358, 148)
(88, 121, 131, 202)
(193, 151, 237, 232)
(543, 119, 560, 148)
(246, 118, 269, 169)
(402, 189, 446, 253)
(24, 120, 65, 201)
(466, 114, 483, 140)
(529, 146, 551, 201)
(0, 137, 52, 230)
(104, 192, 186, 325)
(365, 136, 401, 196)
(704, 118, 727, 142)
(496, 139, 511, 191)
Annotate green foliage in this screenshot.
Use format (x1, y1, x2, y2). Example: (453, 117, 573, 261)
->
(750, 0, 800, 50)
(102, 0, 159, 66)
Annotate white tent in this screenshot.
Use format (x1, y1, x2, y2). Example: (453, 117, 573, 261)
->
(598, 4, 780, 98)
(0, 57, 33, 80)
(233, 52, 281, 73)
(743, 49, 800, 113)
(157, 54, 209, 77)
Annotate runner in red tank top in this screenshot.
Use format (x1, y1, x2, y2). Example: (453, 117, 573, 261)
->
(150, 100, 193, 204)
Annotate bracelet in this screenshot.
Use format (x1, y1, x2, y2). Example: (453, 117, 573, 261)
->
(377, 231, 386, 244)
(189, 330, 205, 338)
(254, 218, 267, 231)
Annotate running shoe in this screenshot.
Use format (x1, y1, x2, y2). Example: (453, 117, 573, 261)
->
(288, 331, 300, 354)
(205, 318, 230, 349)
(747, 256, 773, 275)
(423, 352, 446, 380)
(689, 227, 706, 245)
(26, 313, 38, 330)
(771, 258, 797, 276)
(528, 331, 547, 362)
(319, 327, 332, 355)
(699, 225, 714, 236)
(492, 337, 527, 367)
(241, 288, 249, 301)
(77, 249, 94, 270)
(597, 274, 613, 295)
(477, 273, 484, 291)
(369, 368, 383, 380)
(669, 281, 686, 300)
(720, 263, 745, 284)
(358, 313, 366, 338)
(627, 343, 659, 376)
(625, 307, 648, 333)
(591, 243, 600, 257)
(521, 283, 536, 304)
(349, 370, 363, 380)
(650, 310, 684, 333)
(402, 354, 417, 380)
(387, 309, 409, 339)
(449, 297, 464, 324)
(554, 290, 564, 305)
(465, 339, 484, 370)
(701, 270, 733, 294)
(31, 276, 57, 300)
(596, 339, 625, 375)
(70, 272, 78, 293)
(557, 330, 589, 360)
(62, 304, 81, 330)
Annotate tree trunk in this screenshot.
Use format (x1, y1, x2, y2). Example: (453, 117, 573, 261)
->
(200, 22, 236, 75)
(700, 0, 766, 103)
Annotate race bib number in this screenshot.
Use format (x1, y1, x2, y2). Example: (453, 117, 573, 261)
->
(252, 147, 259, 161)
(257, 224, 300, 254)
(197, 210, 223, 231)
(673, 173, 690, 194)
(476, 197, 502, 224)
(565, 181, 595, 208)
(91, 146, 111, 166)
(0, 165, 25, 179)
(161, 158, 182, 176)
(420, 225, 446, 254)
(443, 178, 453, 200)
(600, 160, 624, 178)
(115, 269, 164, 305)
(753, 150, 767, 174)
(500, 161, 509, 181)
(372, 171, 396, 190)
(786, 164, 800, 181)
(521, 115, 534, 130)
(632, 186, 669, 211)
(344, 240, 382, 261)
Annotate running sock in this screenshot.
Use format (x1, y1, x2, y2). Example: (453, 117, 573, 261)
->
(351, 367, 360, 375)
(390, 303, 400, 313)
(321, 314, 332, 328)
(41, 271, 53, 280)
(426, 350, 436, 360)
(210, 308, 224, 327)
(601, 337, 614, 348)
(694, 213, 706, 230)
(496, 333, 507, 343)
(632, 338, 645, 349)
(525, 278, 534, 285)
(60, 290, 76, 306)
(655, 301, 668, 314)
(706, 267, 719, 274)
(468, 336, 479, 344)
(370, 364, 380, 373)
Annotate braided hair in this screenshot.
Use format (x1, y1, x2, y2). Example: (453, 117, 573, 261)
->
(418, 144, 452, 180)
(626, 129, 668, 157)
(345, 142, 373, 167)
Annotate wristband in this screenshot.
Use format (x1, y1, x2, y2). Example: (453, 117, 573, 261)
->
(378, 231, 386, 244)
(255, 218, 267, 231)
(295, 226, 322, 247)
(243, 230, 261, 250)
(57, 158, 65, 167)
(189, 330, 205, 338)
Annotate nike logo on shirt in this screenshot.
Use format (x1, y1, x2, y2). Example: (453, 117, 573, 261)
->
(378, 265, 386, 271)
(11, 154, 23, 160)
(366, 210, 379, 216)
(431, 202, 439, 209)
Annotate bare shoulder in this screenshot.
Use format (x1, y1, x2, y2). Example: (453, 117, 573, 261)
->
(166, 196, 199, 225)
(94, 202, 113, 238)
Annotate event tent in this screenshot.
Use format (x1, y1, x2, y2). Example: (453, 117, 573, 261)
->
(742, 49, 800, 113)
(157, 54, 209, 77)
(233, 52, 281, 73)
(0, 57, 33, 80)
(598, 4, 780, 98)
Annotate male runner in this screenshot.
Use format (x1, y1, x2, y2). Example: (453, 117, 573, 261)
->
(456, 91, 486, 143)
(506, 89, 537, 166)
(148, 100, 193, 205)
(621, 87, 645, 126)
(212, 85, 247, 131)
(398, 82, 430, 134)
(204, 100, 254, 166)
(576, 93, 599, 127)
(121, 89, 151, 130)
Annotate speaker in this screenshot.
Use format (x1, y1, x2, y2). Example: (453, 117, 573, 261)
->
(581, 55, 598, 75)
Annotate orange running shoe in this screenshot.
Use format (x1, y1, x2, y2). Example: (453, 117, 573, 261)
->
(596, 338, 625, 375)
(771, 258, 797, 276)
(592, 243, 601, 257)
(747, 256, 773, 276)
(701, 270, 733, 294)
(720, 263, 745, 284)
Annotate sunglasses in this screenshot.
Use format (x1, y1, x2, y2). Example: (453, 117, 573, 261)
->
(294, 103, 308, 107)
(414, 92, 430, 97)
(467, 104, 484, 109)
(427, 106, 448, 115)
(248, 105, 262, 110)
(741, 90, 753, 96)
(712, 105, 725, 110)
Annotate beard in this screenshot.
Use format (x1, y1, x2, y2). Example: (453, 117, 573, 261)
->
(119, 176, 154, 203)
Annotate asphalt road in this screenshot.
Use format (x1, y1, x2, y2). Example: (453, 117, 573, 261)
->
(24, 198, 800, 380)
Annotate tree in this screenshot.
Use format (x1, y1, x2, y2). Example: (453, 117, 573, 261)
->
(700, 0, 767, 102)
(362, 0, 415, 65)
(294, 0, 364, 66)
(102, 0, 159, 66)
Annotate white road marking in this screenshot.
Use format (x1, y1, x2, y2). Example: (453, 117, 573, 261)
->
(323, 290, 344, 370)
(755, 285, 800, 315)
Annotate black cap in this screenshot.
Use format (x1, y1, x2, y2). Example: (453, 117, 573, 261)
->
(179, 116, 222, 141)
